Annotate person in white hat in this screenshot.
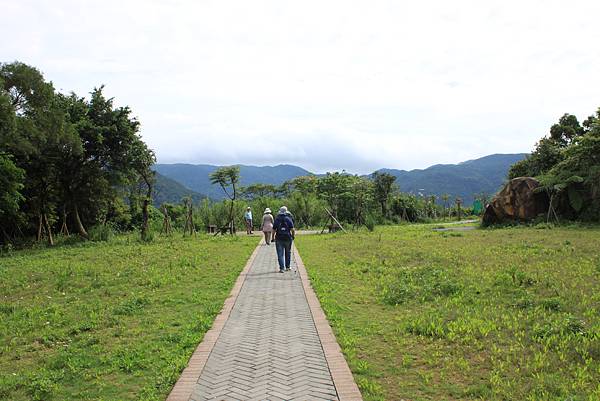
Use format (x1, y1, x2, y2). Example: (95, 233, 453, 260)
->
(261, 208, 274, 245)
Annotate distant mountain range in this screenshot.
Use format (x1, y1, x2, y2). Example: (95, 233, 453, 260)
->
(376, 153, 527, 204)
(153, 164, 311, 200)
(153, 153, 527, 205)
(153, 172, 207, 206)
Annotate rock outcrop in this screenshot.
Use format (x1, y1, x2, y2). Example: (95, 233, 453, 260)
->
(482, 177, 549, 225)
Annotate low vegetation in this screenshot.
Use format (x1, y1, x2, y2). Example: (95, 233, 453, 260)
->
(297, 224, 600, 400)
(0, 234, 257, 400)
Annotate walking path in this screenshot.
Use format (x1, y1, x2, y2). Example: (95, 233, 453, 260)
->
(167, 240, 362, 401)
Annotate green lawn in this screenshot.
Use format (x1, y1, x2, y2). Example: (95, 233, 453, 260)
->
(0, 234, 257, 400)
(296, 224, 600, 401)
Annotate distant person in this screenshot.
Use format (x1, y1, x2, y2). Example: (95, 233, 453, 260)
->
(273, 206, 295, 273)
(244, 207, 253, 234)
(261, 208, 274, 245)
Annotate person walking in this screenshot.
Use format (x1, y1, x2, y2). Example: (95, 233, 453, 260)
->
(261, 208, 274, 245)
(273, 206, 295, 273)
(244, 207, 253, 234)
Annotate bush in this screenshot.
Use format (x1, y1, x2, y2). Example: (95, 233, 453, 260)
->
(364, 214, 376, 231)
(382, 266, 461, 305)
(88, 224, 115, 242)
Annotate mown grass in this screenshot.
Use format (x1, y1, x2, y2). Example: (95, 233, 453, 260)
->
(0, 234, 257, 400)
(296, 224, 600, 401)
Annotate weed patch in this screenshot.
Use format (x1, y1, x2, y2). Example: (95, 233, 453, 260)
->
(297, 224, 600, 401)
(0, 234, 257, 400)
(382, 266, 461, 305)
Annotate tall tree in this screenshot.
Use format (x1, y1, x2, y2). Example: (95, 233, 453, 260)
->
(549, 113, 585, 146)
(317, 172, 352, 218)
(1, 62, 80, 245)
(371, 171, 397, 217)
(210, 166, 240, 234)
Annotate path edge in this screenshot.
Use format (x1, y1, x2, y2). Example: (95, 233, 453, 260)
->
(293, 245, 364, 401)
(166, 238, 263, 401)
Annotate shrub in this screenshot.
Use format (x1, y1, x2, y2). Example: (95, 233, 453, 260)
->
(382, 266, 461, 305)
(364, 214, 376, 231)
(88, 224, 115, 242)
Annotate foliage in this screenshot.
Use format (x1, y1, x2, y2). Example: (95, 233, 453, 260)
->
(0, 234, 257, 400)
(0, 154, 24, 222)
(371, 172, 397, 216)
(0, 61, 156, 245)
(508, 137, 564, 179)
(297, 225, 600, 401)
(209, 166, 240, 232)
(508, 108, 600, 221)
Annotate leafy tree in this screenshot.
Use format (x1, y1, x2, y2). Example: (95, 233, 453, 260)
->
(0, 62, 157, 244)
(317, 172, 352, 218)
(289, 175, 319, 194)
(549, 113, 585, 146)
(538, 109, 600, 220)
(0, 154, 25, 239)
(241, 183, 276, 199)
(128, 137, 156, 240)
(209, 166, 240, 234)
(510, 108, 600, 221)
(371, 171, 397, 217)
(508, 137, 564, 179)
(349, 176, 373, 226)
(1, 62, 80, 245)
(441, 193, 450, 218)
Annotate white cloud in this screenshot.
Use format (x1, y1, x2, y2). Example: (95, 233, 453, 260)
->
(2, 0, 600, 173)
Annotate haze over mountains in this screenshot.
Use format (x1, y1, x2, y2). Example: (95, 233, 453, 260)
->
(153, 153, 527, 206)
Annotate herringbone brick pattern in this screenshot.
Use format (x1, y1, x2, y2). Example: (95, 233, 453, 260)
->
(189, 244, 339, 401)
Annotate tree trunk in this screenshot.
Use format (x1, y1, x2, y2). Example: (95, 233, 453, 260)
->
(228, 200, 235, 235)
(43, 213, 54, 246)
(141, 180, 152, 240)
(60, 207, 70, 236)
(73, 204, 88, 239)
(37, 213, 43, 242)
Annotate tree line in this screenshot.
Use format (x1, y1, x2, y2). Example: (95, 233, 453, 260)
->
(0, 61, 483, 246)
(509, 108, 600, 221)
(154, 167, 475, 236)
(0, 61, 155, 245)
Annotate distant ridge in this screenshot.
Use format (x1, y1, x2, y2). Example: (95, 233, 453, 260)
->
(153, 172, 208, 206)
(376, 153, 527, 204)
(153, 164, 311, 200)
(154, 153, 527, 204)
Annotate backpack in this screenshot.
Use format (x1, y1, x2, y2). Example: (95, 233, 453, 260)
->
(275, 215, 292, 240)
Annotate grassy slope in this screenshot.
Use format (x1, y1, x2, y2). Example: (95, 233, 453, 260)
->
(0, 235, 257, 400)
(296, 225, 600, 401)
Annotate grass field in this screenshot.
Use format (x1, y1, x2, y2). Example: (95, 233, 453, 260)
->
(0, 234, 257, 400)
(297, 224, 600, 401)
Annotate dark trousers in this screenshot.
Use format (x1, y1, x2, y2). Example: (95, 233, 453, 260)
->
(275, 238, 292, 270)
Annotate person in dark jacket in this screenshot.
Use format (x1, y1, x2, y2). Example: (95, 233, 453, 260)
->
(273, 206, 295, 273)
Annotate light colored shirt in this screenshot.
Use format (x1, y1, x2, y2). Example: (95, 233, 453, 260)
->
(244, 211, 252, 220)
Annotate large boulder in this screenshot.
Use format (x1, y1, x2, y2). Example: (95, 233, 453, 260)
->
(482, 177, 549, 225)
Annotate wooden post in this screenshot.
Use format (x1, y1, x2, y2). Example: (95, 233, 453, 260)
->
(161, 205, 172, 235)
(183, 198, 196, 237)
(324, 207, 347, 233)
(456, 198, 462, 221)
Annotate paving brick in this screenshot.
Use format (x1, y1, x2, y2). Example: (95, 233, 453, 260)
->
(169, 241, 363, 401)
(188, 243, 340, 400)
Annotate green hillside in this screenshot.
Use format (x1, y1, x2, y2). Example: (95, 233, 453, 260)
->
(154, 164, 311, 199)
(378, 153, 527, 204)
(153, 172, 208, 206)
(155, 154, 526, 204)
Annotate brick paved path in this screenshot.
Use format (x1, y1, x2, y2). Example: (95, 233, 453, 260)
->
(188, 243, 338, 401)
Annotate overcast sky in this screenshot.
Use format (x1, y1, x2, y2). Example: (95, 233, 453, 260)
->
(2, 0, 599, 173)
